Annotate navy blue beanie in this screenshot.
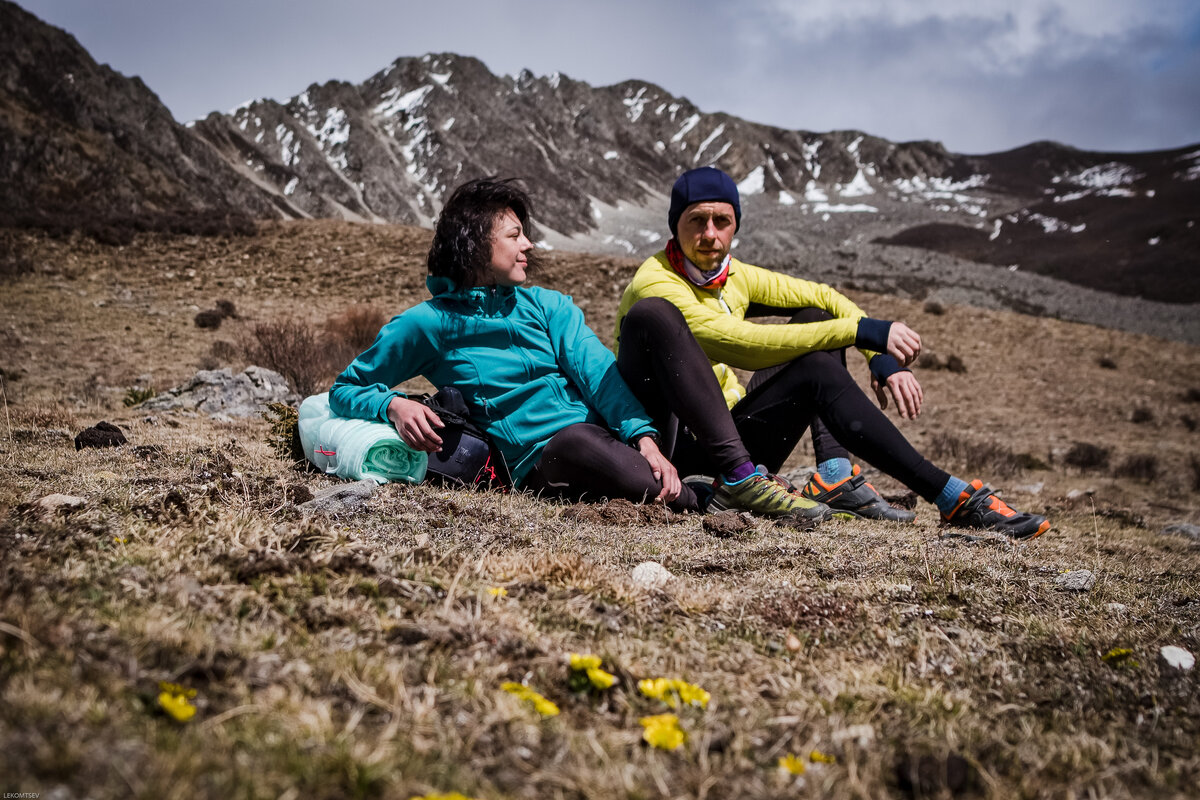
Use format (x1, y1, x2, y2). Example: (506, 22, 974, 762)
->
(668, 167, 741, 236)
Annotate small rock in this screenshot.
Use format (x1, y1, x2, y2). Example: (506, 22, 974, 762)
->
(1014, 482, 1044, 495)
(1066, 488, 1095, 501)
(75, 421, 127, 450)
(833, 723, 876, 748)
(1161, 523, 1200, 541)
(785, 632, 802, 652)
(631, 561, 674, 590)
(1105, 603, 1128, 614)
(296, 479, 377, 513)
(1160, 646, 1195, 671)
(36, 493, 86, 515)
(1055, 570, 1096, 591)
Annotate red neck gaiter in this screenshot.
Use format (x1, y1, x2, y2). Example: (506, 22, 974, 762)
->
(665, 238, 730, 289)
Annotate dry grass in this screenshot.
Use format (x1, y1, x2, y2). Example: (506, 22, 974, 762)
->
(0, 222, 1198, 799)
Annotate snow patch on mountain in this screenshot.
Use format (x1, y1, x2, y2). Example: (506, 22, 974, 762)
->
(738, 166, 765, 195)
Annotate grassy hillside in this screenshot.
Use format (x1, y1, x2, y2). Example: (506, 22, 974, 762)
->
(1, 222, 1197, 799)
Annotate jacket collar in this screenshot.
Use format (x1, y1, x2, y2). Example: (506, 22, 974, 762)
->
(426, 275, 517, 316)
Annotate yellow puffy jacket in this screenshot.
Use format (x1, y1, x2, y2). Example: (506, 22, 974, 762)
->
(615, 251, 882, 408)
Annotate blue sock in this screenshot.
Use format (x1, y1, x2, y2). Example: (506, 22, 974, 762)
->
(935, 476, 971, 515)
(818, 458, 853, 484)
(723, 461, 758, 483)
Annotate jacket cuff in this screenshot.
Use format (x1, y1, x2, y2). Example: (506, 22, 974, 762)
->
(372, 390, 405, 423)
(869, 354, 907, 383)
(855, 317, 892, 353)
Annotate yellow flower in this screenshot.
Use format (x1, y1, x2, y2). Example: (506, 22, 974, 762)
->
(113, 536, 127, 544)
(569, 653, 617, 691)
(638, 677, 710, 709)
(809, 749, 837, 764)
(640, 713, 686, 750)
(570, 653, 602, 670)
(487, 587, 508, 597)
(778, 753, 807, 775)
(1101, 647, 1132, 663)
(408, 793, 477, 800)
(156, 681, 197, 722)
(586, 666, 616, 690)
(501, 682, 560, 717)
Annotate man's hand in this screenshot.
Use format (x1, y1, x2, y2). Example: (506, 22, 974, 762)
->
(386, 396, 445, 452)
(637, 435, 680, 503)
(886, 322, 922, 366)
(872, 371, 924, 419)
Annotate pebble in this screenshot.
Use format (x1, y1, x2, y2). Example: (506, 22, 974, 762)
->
(631, 561, 674, 590)
(1055, 569, 1096, 591)
(1105, 602, 1128, 614)
(1161, 523, 1200, 541)
(1160, 646, 1195, 671)
(1066, 488, 1095, 501)
(36, 493, 87, 515)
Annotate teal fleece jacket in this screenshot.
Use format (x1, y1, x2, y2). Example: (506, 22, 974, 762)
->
(329, 276, 657, 486)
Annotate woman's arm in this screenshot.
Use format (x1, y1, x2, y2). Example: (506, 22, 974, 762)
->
(328, 308, 439, 423)
(536, 288, 657, 443)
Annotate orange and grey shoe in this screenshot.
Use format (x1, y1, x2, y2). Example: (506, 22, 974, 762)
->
(799, 465, 916, 523)
(941, 479, 1050, 540)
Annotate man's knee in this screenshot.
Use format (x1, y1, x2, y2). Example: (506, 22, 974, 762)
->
(623, 297, 684, 337)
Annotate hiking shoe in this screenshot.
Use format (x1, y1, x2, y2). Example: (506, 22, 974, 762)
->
(941, 479, 1050, 540)
(799, 465, 916, 523)
(710, 471, 832, 523)
(683, 475, 716, 513)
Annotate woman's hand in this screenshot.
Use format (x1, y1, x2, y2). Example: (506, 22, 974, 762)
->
(886, 322, 922, 366)
(637, 435, 680, 503)
(871, 371, 924, 419)
(386, 396, 445, 452)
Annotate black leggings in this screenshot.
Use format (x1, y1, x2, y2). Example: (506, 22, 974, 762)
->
(670, 307, 951, 502)
(524, 297, 749, 512)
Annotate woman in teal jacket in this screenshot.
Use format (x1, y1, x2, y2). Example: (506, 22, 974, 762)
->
(329, 178, 828, 520)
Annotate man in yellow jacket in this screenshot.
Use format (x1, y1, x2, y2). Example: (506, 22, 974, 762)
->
(615, 166, 1049, 540)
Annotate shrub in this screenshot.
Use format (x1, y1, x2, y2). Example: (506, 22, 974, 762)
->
(1184, 388, 1200, 404)
(123, 387, 156, 407)
(1063, 442, 1110, 471)
(1182, 415, 1197, 432)
(1116, 454, 1158, 481)
(1130, 407, 1153, 424)
(1097, 356, 1117, 369)
(209, 340, 238, 363)
(923, 300, 945, 315)
(324, 304, 389, 352)
(1189, 455, 1200, 492)
(262, 402, 306, 465)
(215, 300, 238, 319)
(927, 433, 1029, 477)
(195, 309, 224, 329)
(242, 318, 336, 397)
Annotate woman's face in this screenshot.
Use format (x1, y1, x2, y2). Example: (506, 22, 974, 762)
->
(487, 208, 533, 287)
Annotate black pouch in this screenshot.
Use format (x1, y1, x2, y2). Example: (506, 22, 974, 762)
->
(419, 387, 509, 489)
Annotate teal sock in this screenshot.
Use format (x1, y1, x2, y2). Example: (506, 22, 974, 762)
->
(935, 476, 971, 515)
(818, 458, 853, 484)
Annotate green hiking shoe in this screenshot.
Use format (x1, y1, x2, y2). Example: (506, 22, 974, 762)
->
(799, 465, 916, 522)
(710, 471, 832, 523)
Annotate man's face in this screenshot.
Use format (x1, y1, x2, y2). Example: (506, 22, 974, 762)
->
(676, 201, 736, 272)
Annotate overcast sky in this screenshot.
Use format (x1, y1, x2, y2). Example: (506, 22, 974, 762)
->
(17, 0, 1200, 154)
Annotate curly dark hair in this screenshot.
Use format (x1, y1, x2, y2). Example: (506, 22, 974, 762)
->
(427, 178, 541, 289)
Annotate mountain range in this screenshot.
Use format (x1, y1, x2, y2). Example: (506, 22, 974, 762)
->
(2, 0, 1198, 306)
